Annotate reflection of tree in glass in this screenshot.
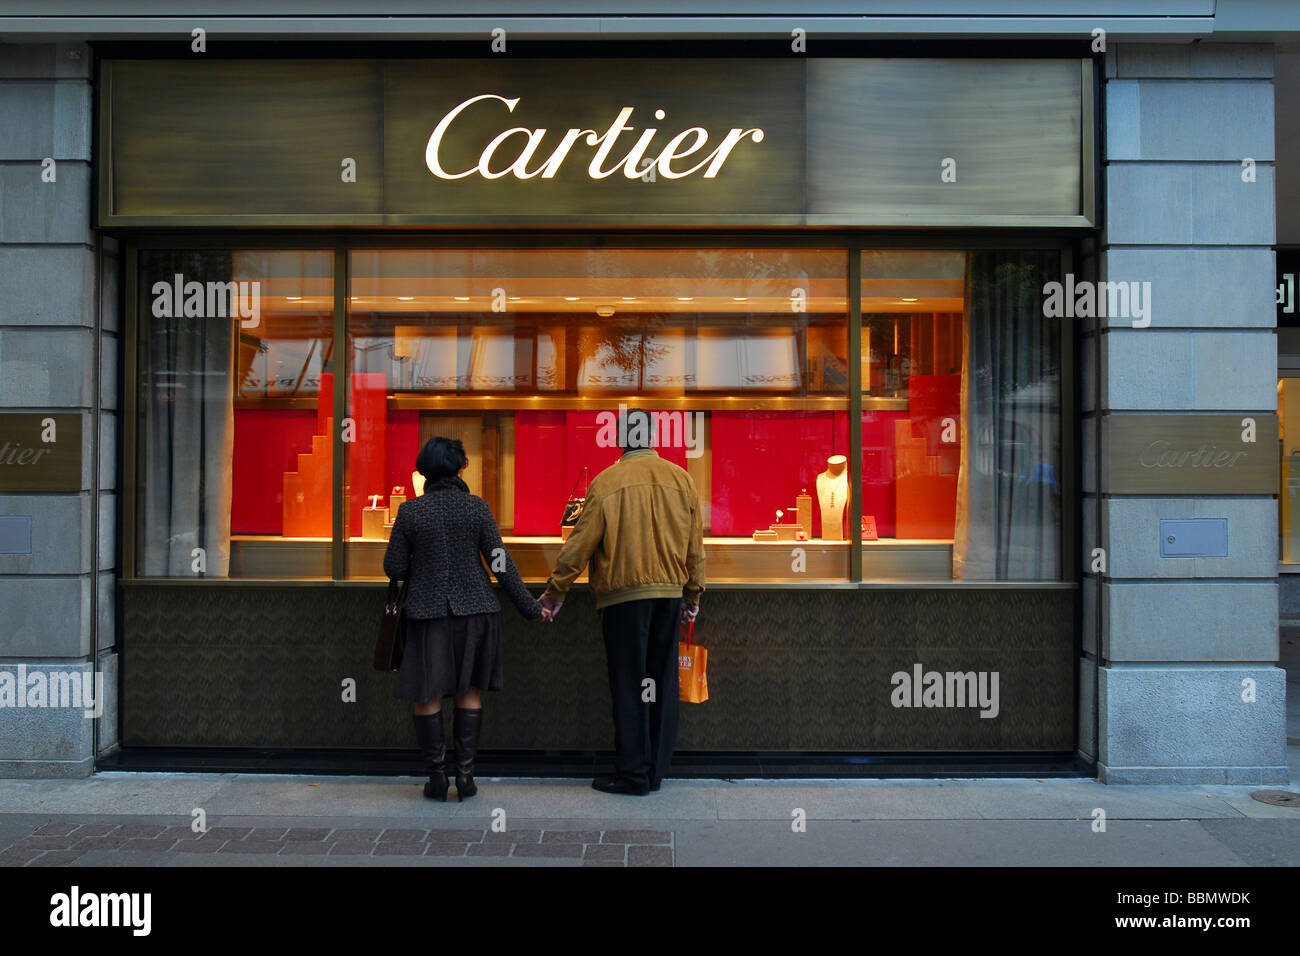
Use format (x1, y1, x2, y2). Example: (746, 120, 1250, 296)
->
(579, 320, 675, 376)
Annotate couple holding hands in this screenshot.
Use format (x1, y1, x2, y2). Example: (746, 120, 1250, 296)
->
(382, 408, 706, 801)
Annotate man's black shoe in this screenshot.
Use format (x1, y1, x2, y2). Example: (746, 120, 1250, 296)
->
(592, 774, 650, 796)
(650, 779, 661, 792)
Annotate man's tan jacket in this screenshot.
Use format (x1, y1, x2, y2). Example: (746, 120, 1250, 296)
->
(542, 447, 705, 611)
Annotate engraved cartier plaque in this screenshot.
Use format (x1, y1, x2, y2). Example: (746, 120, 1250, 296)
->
(0, 414, 83, 492)
(1103, 414, 1278, 494)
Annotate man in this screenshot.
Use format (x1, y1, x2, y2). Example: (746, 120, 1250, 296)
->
(538, 408, 705, 796)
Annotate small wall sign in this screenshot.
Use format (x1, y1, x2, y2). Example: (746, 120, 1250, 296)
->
(0, 414, 83, 492)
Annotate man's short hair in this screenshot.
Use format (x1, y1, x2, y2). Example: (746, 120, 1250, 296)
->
(618, 407, 653, 450)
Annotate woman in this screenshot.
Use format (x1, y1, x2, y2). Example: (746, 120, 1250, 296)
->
(384, 437, 544, 801)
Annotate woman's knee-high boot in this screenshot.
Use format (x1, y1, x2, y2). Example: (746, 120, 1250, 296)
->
(413, 712, 449, 801)
(453, 707, 482, 801)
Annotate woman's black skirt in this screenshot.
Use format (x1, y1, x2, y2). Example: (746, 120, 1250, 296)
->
(394, 611, 504, 702)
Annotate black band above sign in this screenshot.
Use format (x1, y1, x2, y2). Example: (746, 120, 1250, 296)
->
(101, 57, 1094, 229)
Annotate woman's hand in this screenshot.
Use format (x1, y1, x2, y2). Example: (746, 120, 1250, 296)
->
(538, 593, 563, 622)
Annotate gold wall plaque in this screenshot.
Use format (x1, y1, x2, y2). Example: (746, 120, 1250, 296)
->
(0, 414, 83, 493)
(1103, 414, 1278, 494)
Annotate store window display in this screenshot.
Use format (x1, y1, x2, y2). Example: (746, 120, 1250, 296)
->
(132, 244, 1064, 583)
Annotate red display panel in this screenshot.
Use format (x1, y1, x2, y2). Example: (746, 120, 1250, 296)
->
(710, 411, 849, 537)
(385, 411, 420, 503)
(860, 410, 906, 539)
(514, 410, 690, 535)
(231, 409, 318, 534)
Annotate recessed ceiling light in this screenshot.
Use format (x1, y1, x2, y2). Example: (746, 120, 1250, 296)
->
(733, 297, 748, 302)
(677, 297, 694, 301)
(453, 296, 470, 301)
(397, 296, 414, 301)
(901, 298, 918, 302)
(508, 296, 521, 301)
(564, 297, 580, 301)
(286, 296, 302, 301)
(622, 297, 637, 301)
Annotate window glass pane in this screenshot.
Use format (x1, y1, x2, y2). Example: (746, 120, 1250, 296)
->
(135, 249, 334, 577)
(343, 248, 850, 581)
(859, 249, 1062, 581)
(1280, 377, 1300, 563)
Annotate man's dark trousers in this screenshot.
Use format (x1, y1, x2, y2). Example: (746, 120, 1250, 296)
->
(600, 596, 682, 790)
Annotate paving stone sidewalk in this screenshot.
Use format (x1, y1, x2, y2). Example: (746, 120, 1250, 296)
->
(0, 820, 674, 868)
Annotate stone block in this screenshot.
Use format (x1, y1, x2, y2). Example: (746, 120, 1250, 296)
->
(99, 330, 117, 410)
(1102, 581, 1278, 661)
(0, 161, 92, 244)
(1106, 164, 1274, 246)
(1105, 79, 1273, 161)
(0, 80, 91, 161)
(0, 575, 90, 657)
(0, 43, 92, 81)
(0, 326, 93, 407)
(0, 244, 95, 326)
(1102, 329, 1276, 410)
(98, 411, 115, 491)
(1115, 43, 1273, 79)
(0, 659, 97, 777)
(96, 570, 114, 652)
(1102, 497, 1278, 578)
(97, 491, 114, 572)
(0, 493, 91, 575)
(1101, 247, 1274, 329)
(97, 650, 118, 755)
(1098, 664, 1288, 784)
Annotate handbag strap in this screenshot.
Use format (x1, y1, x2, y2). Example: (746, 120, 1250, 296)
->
(386, 578, 407, 607)
(567, 465, 589, 500)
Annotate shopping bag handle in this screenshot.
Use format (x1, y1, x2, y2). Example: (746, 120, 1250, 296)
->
(567, 465, 589, 500)
(679, 618, 696, 645)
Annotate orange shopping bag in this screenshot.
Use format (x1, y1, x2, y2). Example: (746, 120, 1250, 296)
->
(678, 619, 708, 704)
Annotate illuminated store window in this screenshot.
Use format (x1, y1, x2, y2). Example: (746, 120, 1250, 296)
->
(342, 248, 851, 581)
(1280, 377, 1300, 563)
(135, 249, 334, 577)
(858, 249, 1063, 581)
(132, 245, 1064, 583)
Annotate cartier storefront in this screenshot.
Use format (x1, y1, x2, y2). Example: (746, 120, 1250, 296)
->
(102, 50, 1097, 771)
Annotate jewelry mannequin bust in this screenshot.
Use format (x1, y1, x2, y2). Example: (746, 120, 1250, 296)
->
(816, 455, 849, 541)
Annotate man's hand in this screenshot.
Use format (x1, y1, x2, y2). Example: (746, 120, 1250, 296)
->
(680, 602, 699, 627)
(539, 592, 563, 622)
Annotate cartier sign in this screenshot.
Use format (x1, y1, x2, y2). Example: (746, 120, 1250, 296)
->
(1103, 415, 1278, 494)
(102, 57, 1092, 227)
(425, 94, 765, 181)
(0, 414, 82, 493)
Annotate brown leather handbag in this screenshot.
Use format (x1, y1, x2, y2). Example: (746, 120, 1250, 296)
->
(374, 579, 408, 672)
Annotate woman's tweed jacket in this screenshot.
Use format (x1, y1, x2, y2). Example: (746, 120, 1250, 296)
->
(383, 475, 542, 621)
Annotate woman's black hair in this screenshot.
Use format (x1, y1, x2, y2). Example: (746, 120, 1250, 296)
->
(416, 437, 468, 481)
